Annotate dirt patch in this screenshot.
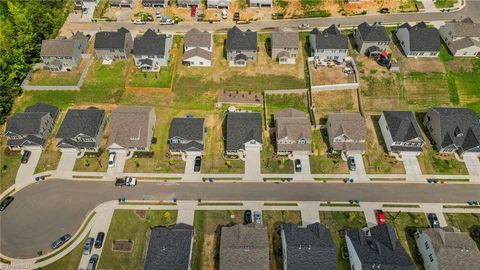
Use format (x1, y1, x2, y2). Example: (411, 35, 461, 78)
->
(112, 239, 134, 252)
(401, 58, 445, 74)
(218, 91, 264, 104)
(448, 59, 474, 72)
(309, 61, 356, 86)
(135, 209, 147, 219)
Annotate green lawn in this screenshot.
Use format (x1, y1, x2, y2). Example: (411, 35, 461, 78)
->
(450, 59, 480, 112)
(319, 211, 367, 270)
(73, 149, 109, 172)
(38, 236, 87, 270)
(98, 210, 177, 270)
(262, 133, 293, 174)
(0, 149, 21, 193)
(417, 148, 468, 175)
(445, 213, 480, 248)
(28, 68, 82, 86)
(265, 93, 308, 123)
(35, 150, 61, 174)
(309, 130, 348, 174)
(434, 0, 457, 8)
(129, 66, 173, 88)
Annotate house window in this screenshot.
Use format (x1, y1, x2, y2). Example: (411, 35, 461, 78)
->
(425, 242, 429, 250)
(429, 254, 434, 262)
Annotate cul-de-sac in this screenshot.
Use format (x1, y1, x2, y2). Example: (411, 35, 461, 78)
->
(1, 0, 480, 269)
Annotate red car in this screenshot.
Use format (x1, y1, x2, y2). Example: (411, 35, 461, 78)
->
(190, 5, 197, 17)
(375, 210, 386, 225)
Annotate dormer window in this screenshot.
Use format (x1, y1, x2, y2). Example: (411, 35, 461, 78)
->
(454, 126, 463, 137)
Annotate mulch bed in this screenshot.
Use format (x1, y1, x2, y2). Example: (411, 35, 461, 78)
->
(112, 240, 134, 252)
(135, 209, 147, 219)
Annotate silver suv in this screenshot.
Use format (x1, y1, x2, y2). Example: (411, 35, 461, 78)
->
(83, 237, 94, 255)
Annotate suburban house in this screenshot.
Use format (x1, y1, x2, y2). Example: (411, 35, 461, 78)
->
(144, 223, 194, 270)
(133, 29, 172, 72)
(424, 107, 480, 156)
(5, 103, 59, 150)
(177, 0, 199, 6)
(94, 27, 133, 61)
(168, 117, 206, 156)
(271, 27, 299, 64)
(415, 227, 480, 270)
(219, 224, 269, 270)
(226, 26, 257, 67)
(71, 31, 89, 52)
(346, 224, 416, 270)
(395, 22, 440, 57)
(183, 28, 213, 67)
(249, 0, 272, 7)
(273, 108, 312, 155)
(309, 25, 349, 60)
(107, 106, 156, 153)
(56, 107, 107, 152)
(225, 112, 262, 157)
(281, 223, 336, 270)
(327, 113, 367, 154)
(142, 0, 168, 7)
(439, 17, 480, 57)
(354, 22, 391, 56)
(40, 36, 85, 72)
(379, 110, 425, 154)
(110, 0, 134, 7)
(206, 0, 230, 8)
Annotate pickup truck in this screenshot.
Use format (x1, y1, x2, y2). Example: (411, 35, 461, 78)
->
(115, 177, 137, 187)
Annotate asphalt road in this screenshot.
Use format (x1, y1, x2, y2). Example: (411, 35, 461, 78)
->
(1, 179, 480, 258)
(59, 1, 480, 34)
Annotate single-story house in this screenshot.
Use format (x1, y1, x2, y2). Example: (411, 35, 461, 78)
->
(271, 27, 299, 64)
(226, 26, 257, 67)
(110, 0, 134, 8)
(206, 0, 230, 8)
(107, 106, 156, 153)
(168, 117, 206, 156)
(395, 22, 440, 57)
(249, 0, 272, 7)
(183, 28, 212, 67)
(5, 103, 59, 150)
(309, 25, 348, 60)
(142, 0, 168, 7)
(225, 111, 262, 157)
(177, 0, 199, 6)
(424, 107, 480, 156)
(354, 22, 391, 56)
(326, 112, 367, 154)
(94, 27, 133, 61)
(144, 223, 194, 270)
(273, 108, 312, 155)
(56, 107, 107, 152)
(379, 110, 425, 154)
(281, 223, 337, 270)
(219, 224, 269, 270)
(439, 17, 480, 57)
(133, 29, 172, 72)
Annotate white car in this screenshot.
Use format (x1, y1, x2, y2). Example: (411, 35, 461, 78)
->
(156, 11, 161, 18)
(133, 19, 146, 25)
(221, 9, 227, 19)
(126, 177, 137, 186)
(108, 152, 116, 168)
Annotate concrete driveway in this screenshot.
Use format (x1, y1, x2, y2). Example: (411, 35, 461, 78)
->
(347, 152, 368, 182)
(182, 153, 201, 182)
(15, 148, 42, 189)
(298, 202, 320, 226)
(401, 152, 423, 182)
(243, 147, 261, 181)
(463, 153, 480, 182)
(176, 201, 197, 225)
(54, 150, 79, 178)
(292, 153, 313, 181)
(106, 151, 127, 177)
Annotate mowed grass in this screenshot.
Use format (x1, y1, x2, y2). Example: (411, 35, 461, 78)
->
(39, 236, 87, 270)
(434, 0, 457, 8)
(451, 59, 480, 112)
(261, 133, 293, 174)
(28, 61, 85, 86)
(309, 130, 348, 174)
(129, 66, 173, 88)
(191, 210, 244, 270)
(98, 210, 177, 270)
(417, 148, 468, 175)
(0, 149, 21, 193)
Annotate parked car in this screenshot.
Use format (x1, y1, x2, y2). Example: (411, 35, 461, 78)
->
(156, 11, 161, 18)
(21, 150, 31, 164)
(51, 234, 71, 249)
(83, 237, 94, 255)
(233, 12, 239, 21)
(254, 211, 262, 224)
(294, 159, 302, 172)
(0, 196, 14, 211)
(194, 156, 202, 172)
(159, 19, 175, 25)
(244, 210, 252, 224)
(191, 5, 197, 17)
(427, 213, 441, 228)
(87, 254, 99, 270)
(115, 177, 137, 187)
(133, 19, 146, 25)
(108, 152, 116, 168)
(348, 156, 356, 171)
(375, 209, 386, 225)
(94, 232, 105, 248)
(221, 9, 227, 19)
(298, 23, 310, 29)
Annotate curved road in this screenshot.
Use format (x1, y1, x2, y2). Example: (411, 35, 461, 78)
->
(1, 179, 480, 258)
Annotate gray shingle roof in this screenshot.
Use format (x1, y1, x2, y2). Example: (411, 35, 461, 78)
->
(274, 108, 311, 152)
(183, 47, 212, 61)
(347, 224, 415, 270)
(271, 27, 299, 49)
(282, 223, 336, 270)
(56, 108, 105, 140)
(398, 22, 440, 52)
(357, 22, 390, 42)
(169, 118, 205, 151)
(226, 26, 257, 51)
(107, 106, 155, 149)
(184, 28, 212, 48)
(94, 27, 131, 49)
(144, 223, 194, 270)
(226, 112, 263, 151)
(6, 112, 50, 137)
(219, 224, 269, 270)
(448, 17, 480, 37)
(328, 112, 367, 152)
(25, 103, 60, 122)
(382, 111, 424, 142)
(40, 39, 78, 57)
(178, 0, 200, 5)
(310, 25, 348, 50)
(133, 29, 167, 56)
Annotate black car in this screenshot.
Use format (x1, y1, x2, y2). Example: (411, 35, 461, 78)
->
(51, 234, 71, 249)
(21, 150, 31, 164)
(244, 210, 252, 224)
(294, 159, 302, 172)
(194, 156, 202, 172)
(0, 196, 14, 211)
(95, 232, 105, 248)
(348, 157, 356, 171)
(87, 254, 99, 270)
(427, 213, 441, 228)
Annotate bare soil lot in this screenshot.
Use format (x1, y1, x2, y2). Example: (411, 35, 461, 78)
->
(309, 62, 356, 86)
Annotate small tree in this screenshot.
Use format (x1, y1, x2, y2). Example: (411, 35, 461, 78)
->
(84, 159, 90, 167)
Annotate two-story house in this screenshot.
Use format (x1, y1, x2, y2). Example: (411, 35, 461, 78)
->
(395, 22, 440, 57)
(273, 108, 311, 155)
(206, 0, 230, 8)
(183, 28, 213, 67)
(169, 117, 206, 156)
(94, 27, 133, 61)
(225, 111, 262, 157)
(354, 22, 391, 57)
(110, 0, 134, 8)
(177, 0, 199, 6)
(271, 27, 299, 64)
(56, 107, 107, 152)
(133, 29, 172, 72)
(142, 0, 169, 7)
(226, 26, 257, 67)
(40, 38, 84, 72)
(424, 107, 480, 157)
(309, 25, 349, 60)
(249, 0, 272, 7)
(379, 110, 425, 154)
(6, 103, 59, 151)
(439, 17, 480, 57)
(327, 112, 367, 154)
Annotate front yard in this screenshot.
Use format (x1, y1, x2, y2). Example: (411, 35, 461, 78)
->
(310, 130, 348, 174)
(39, 236, 87, 270)
(0, 149, 21, 193)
